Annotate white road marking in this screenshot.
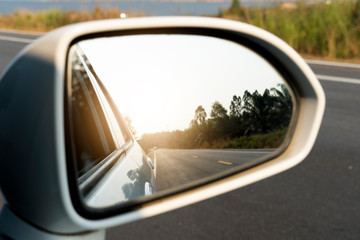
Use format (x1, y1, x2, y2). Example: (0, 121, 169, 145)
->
(307, 59, 360, 69)
(218, 160, 233, 165)
(0, 35, 33, 43)
(316, 74, 360, 85)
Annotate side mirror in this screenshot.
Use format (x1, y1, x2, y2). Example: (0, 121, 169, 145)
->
(0, 17, 325, 239)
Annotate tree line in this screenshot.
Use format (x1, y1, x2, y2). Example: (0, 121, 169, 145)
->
(139, 84, 292, 150)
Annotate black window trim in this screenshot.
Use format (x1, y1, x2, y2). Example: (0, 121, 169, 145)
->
(78, 148, 126, 201)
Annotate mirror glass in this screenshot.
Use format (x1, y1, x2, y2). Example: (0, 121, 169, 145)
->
(68, 34, 294, 209)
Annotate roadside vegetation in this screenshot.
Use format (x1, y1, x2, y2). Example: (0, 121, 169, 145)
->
(139, 84, 292, 150)
(0, 2, 359, 60)
(219, 0, 360, 60)
(0, 6, 143, 32)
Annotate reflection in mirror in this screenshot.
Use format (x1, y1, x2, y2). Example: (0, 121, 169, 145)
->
(68, 34, 294, 208)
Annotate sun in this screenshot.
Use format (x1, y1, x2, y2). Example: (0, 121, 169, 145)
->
(116, 83, 167, 137)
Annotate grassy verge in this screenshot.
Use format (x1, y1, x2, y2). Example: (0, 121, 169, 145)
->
(199, 128, 288, 149)
(1, 2, 360, 61)
(219, 0, 360, 60)
(0, 6, 143, 32)
(139, 128, 288, 151)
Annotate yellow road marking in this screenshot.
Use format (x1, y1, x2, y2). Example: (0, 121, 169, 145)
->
(192, 155, 199, 158)
(218, 160, 232, 165)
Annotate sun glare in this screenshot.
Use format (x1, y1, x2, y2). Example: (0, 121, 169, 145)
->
(123, 84, 166, 137)
(79, 34, 285, 139)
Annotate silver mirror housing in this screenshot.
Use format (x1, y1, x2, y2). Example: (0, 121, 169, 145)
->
(0, 17, 325, 235)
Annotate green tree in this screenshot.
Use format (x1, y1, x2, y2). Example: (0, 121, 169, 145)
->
(242, 89, 275, 134)
(271, 83, 293, 128)
(194, 105, 207, 125)
(210, 101, 228, 119)
(208, 101, 230, 140)
(188, 106, 210, 147)
(228, 95, 244, 137)
(229, 95, 242, 118)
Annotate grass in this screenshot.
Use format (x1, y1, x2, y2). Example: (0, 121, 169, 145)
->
(219, 0, 360, 60)
(199, 127, 288, 149)
(1, 2, 359, 60)
(0, 6, 143, 32)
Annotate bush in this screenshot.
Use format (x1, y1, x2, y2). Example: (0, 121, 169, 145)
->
(219, 0, 360, 59)
(0, 6, 144, 32)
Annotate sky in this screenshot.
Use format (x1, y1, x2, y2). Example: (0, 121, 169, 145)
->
(78, 34, 287, 137)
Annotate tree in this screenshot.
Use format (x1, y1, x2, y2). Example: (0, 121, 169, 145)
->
(208, 101, 230, 140)
(188, 106, 209, 147)
(210, 101, 228, 119)
(194, 105, 207, 125)
(242, 90, 275, 134)
(271, 83, 293, 128)
(229, 95, 242, 118)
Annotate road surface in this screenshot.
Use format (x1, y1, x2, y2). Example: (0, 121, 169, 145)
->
(155, 149, 274, 190)
(1, 30, 359, 239)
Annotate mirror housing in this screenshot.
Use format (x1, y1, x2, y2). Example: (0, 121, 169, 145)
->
(0, 17, 325, 235)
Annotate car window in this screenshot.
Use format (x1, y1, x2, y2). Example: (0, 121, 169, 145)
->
(77, 46, 133, 147)
(76, 47, 132, 147)
(70, 50, 117, 177)
(70, 47, 134, 179)
(89, 73, 127, 148)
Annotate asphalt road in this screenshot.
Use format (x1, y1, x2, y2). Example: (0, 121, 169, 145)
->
(1, 30, 360, 239)
(155, 149, 274, 191)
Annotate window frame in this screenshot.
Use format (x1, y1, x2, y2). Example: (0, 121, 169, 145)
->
(68, 45, 134, 200)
